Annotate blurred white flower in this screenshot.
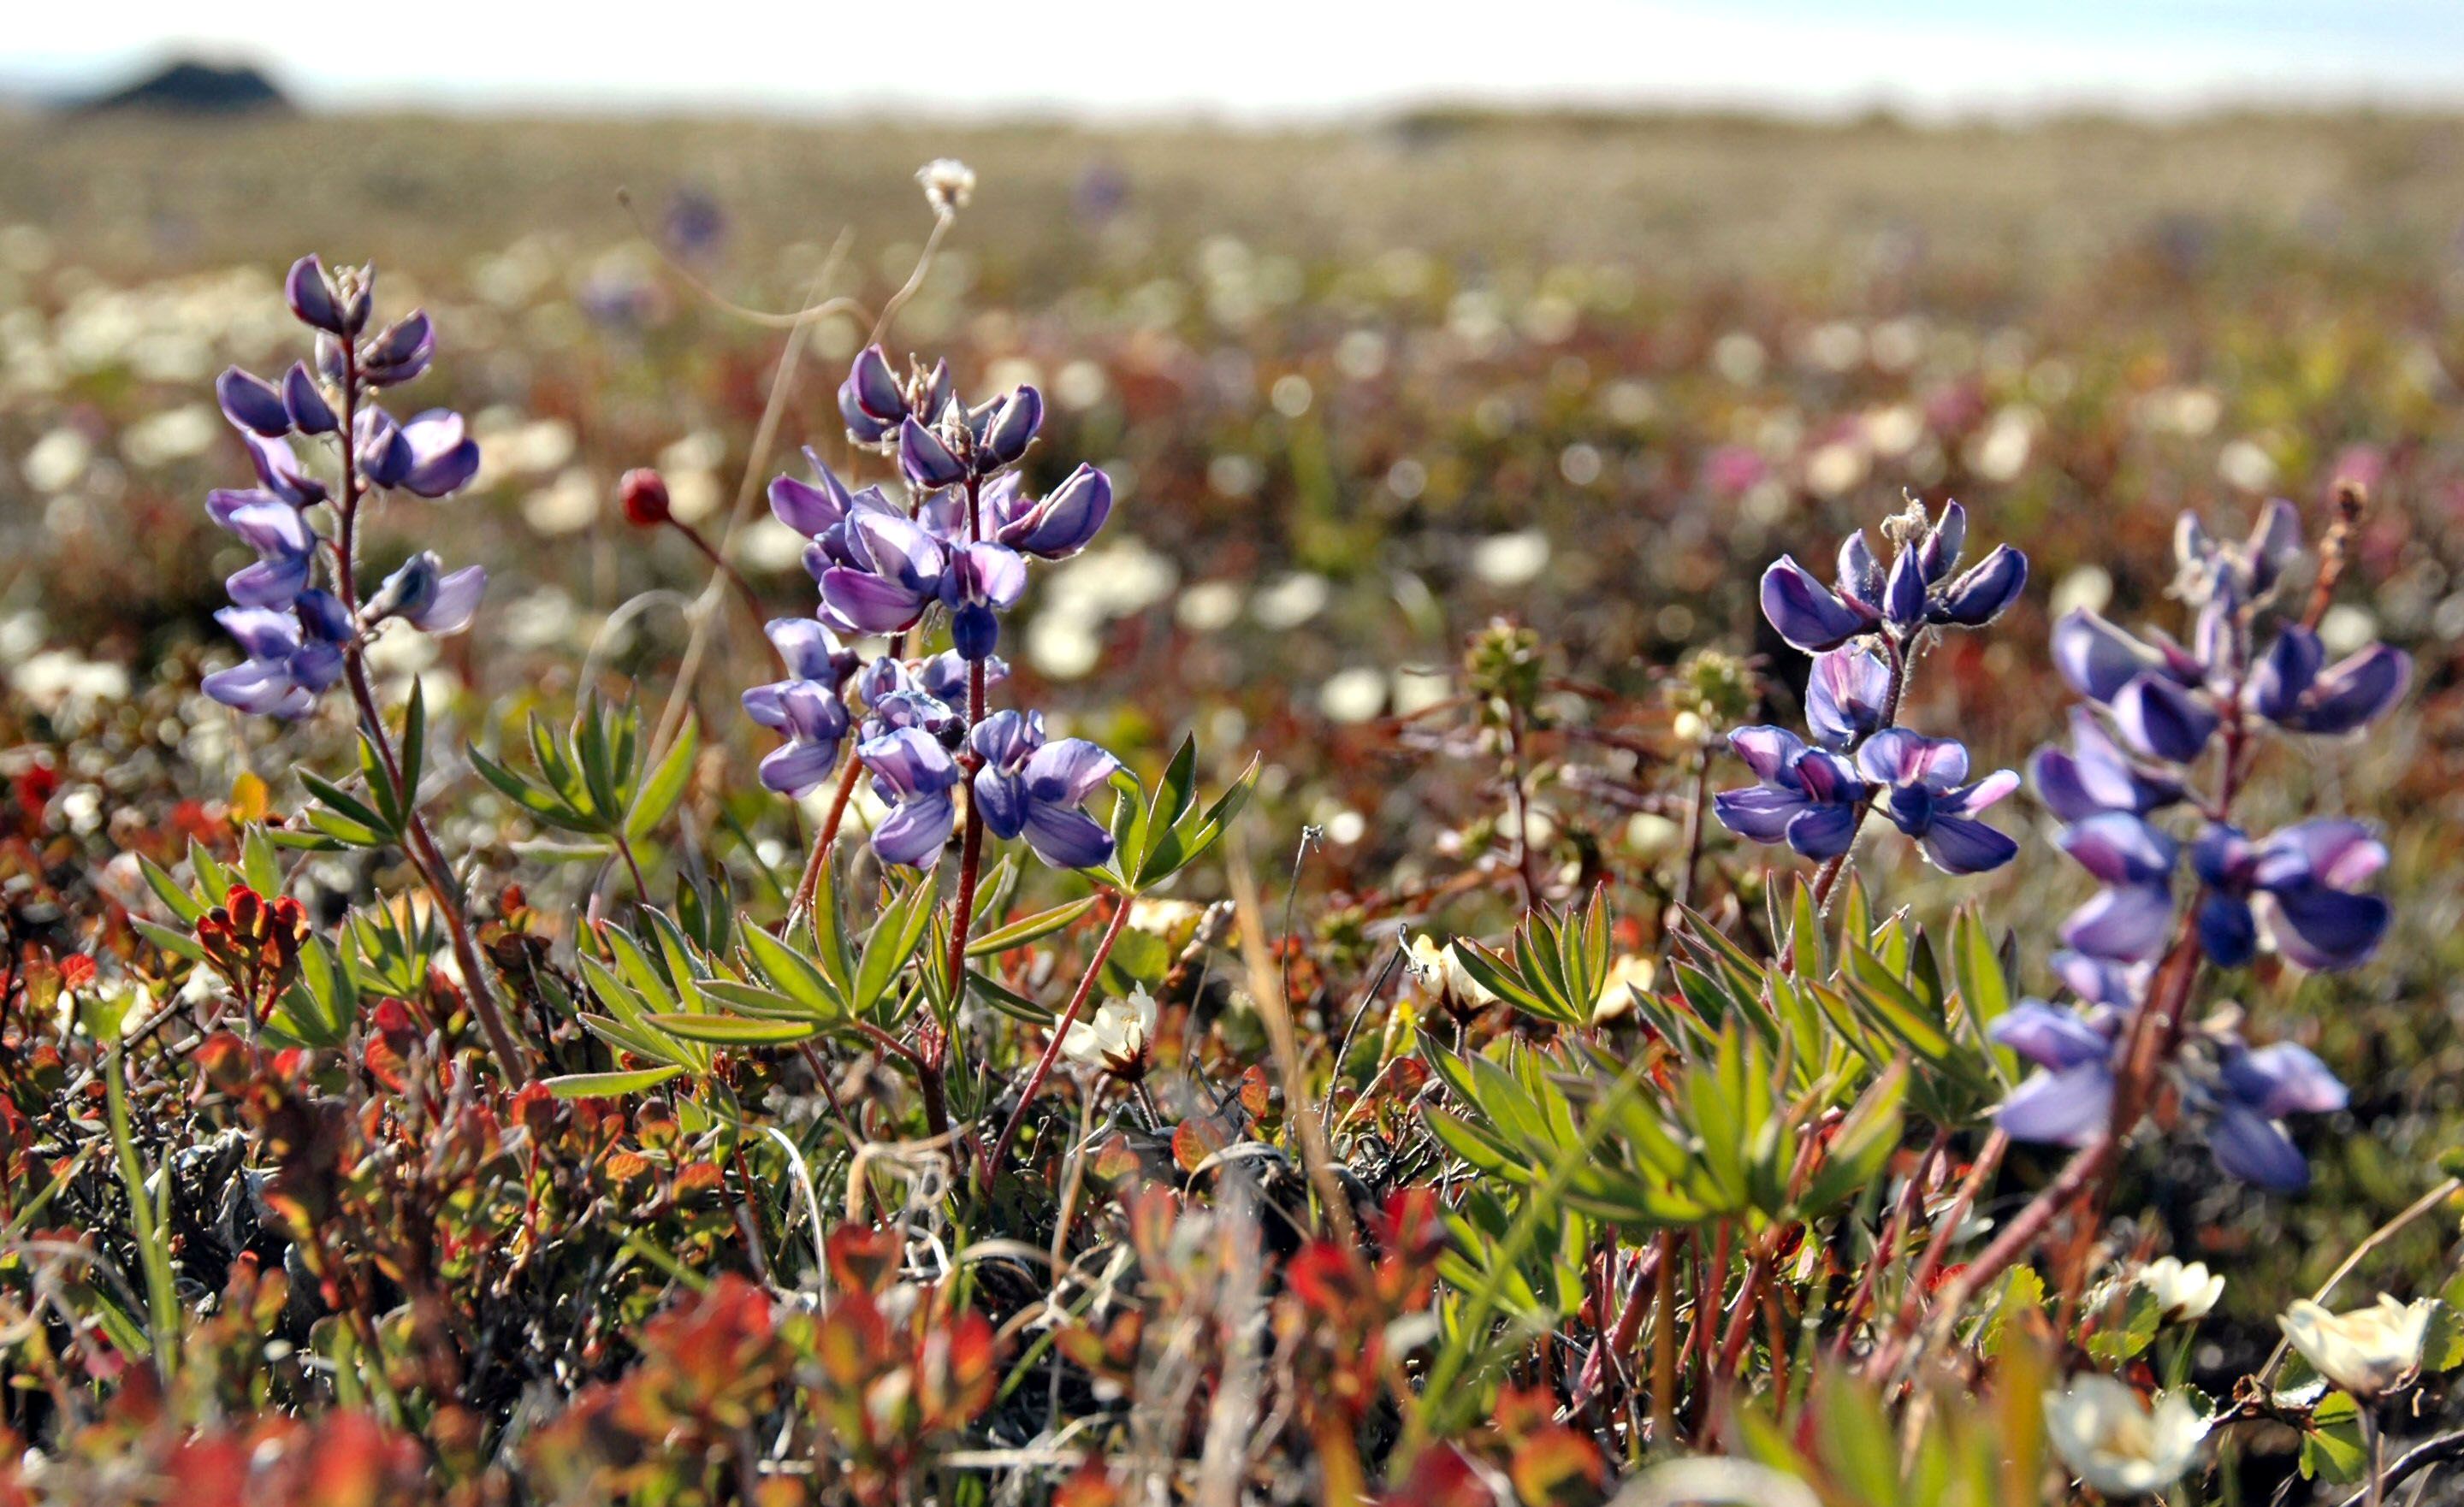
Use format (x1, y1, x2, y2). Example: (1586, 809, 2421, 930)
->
(1060, 985, 1156, 1077)
(1318, 667, 1387, 724)
(2280, 1295, 2433, 1399)
(1252, 571, 1329, 629)
(23, 428, 91, 493)
(2137, 1257, 2224, 1324)
(1406, 933, 1494, 1014)
(1471, 529, 1551, 588)
(2046, 1375, 2206, 1497)
(917, 159, 977, 215)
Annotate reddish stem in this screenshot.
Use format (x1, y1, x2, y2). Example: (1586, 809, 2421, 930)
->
(980, 892, 1133, 1185)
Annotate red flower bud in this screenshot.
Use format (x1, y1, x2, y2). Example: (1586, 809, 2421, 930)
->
(619, 468, 672, 527)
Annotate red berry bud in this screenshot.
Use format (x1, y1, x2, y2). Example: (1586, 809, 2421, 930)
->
(619, 468, 672, 527)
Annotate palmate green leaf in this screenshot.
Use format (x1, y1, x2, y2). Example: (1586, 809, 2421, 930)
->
(266, 936, 354, 1049)
(1451, 937, 1577, 1024)
(1134, 736, 1200, 881)
(543, 1066, 685, 1099)
(527, 712, 592, 816)
(574, 699, 624, 826)
(299, 768, 394, 838)
(1134, 751, 1261, 890)
(625, 717, 697, 844)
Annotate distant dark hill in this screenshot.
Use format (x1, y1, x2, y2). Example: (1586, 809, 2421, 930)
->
(77, 60, 292, 116)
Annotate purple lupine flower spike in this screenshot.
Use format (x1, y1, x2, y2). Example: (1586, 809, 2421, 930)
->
(202, 604, 347, 718)
(820, 513, 948, 633)
(2054, 813, 2181, 962)
(1990, 1000, 2121, 1145)
(2205, 1040, 2348, 1191)
(1804, 643, 1892, 748)
(1855, 729, 2020, 874)
(860, 727, 963, 868)
(968, 711, 1122, 870)
(2050, 608, 2171, 703)
(1712, 725, 1868, 860)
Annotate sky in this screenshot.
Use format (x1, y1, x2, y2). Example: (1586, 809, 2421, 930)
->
(9, 0, 2464, 121)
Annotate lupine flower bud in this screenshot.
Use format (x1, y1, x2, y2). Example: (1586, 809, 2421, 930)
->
(285, 256, 346, 334)
(897, 416, 969, 491)
(357, 410, 414, 488)
(620, 468, 672, 526)
(358, 310, 435, 387)
(216, 367, 293, 437)
(977, 386, 1043, 468)
(397, 411, 481, 498)
(282, 362, 337, 434)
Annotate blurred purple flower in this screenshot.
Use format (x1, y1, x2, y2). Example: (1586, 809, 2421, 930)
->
(2030, 709, 2184, 821)
(859, 726, 963, 868)
(745, 619, 854, 797)
(2191, 820, 2390, 971)
(2248, 626, 2410, 736)
(1991, 1000, 2121, 1146)
(1805, 643, 1892, 748)
(2055, 813, 2182, 962)
(202, 599, 348, 718)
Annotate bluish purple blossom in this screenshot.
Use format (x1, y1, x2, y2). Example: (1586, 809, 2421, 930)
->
(2203, 1041, 2348, 1191)
(968, 711, 1122, 871)
(1856, 730, 2020, 875)
(860, 727, 964, 868)
(209, 489, 316, 608)
(2248, 625, 2411, 736)
(367, 552, 488, 635)
(2190, 820, 2392, 971)
(1713, 726, 1868, 860)
(1991, 1000, 2122, 1146)
(2054, 813, 2181, 963)
(202, 599, 348, 718)
(1804, 643, 1891, 748)
(1758, 501, 2026, 651)
(744, 618, 855, 797)
(2030, 709, 2183, 822)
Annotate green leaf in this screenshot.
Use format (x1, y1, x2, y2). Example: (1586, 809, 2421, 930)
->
(132, 919, 207, 964)
(400, 678, 428, 811)
(2087, 1284, 2165, 1363)
(967, 895, 1099, 956)
(644, 1012, 819, 1046)
(139, 857, 206, 926)
(740, 923, 848, 1020)
(625, 718, 698, 843)
(855, 878, 937, 1015)
(965, 970, 1057, 1026)
(543, 1066, 686, 1099)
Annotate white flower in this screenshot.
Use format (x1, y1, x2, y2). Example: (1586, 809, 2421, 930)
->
(1060, 985, 1156, 1077)
(1591, 954, 1656, 1025)
(2046, 1375, 2207, 1497)
(1406, 933, 1494, 1014)
(2279, 1295, 2435, 1399)
(916, 159, 977, 216)
(2137, 1256, 2224, 1324)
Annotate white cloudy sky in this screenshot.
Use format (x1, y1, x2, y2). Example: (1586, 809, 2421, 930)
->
(10, 0, 2464, 118)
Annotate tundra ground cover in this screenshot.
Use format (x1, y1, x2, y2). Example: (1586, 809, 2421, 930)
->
(0, 113, 2462, 1504)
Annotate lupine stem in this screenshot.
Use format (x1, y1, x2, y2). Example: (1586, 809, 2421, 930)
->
(1806, 631, 1908, 914)
(332, 336, 530, 1084)
(786, 748, 863, 919)
(980, 891, 1133, 1186)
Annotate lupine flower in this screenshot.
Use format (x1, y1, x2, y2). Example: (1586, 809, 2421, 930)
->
(743, 619, 854, 797)
(358, 310, 435, 387)
(1804, 643, 1892, 748)
(2050, 608, 2200, 706)
(390, 411, 482, 498)
(284, 255, 370, 337)
(2055, 813, 2181, 962)
(2248, 625, 2410, 735)
(1712, 726, 1867, 860)
(2031, 709, 2183, 821)
(282, 362, 336, 434)
(1991, 1000, 2121, 1145)
(2279, 1296, 2433, 1399)
(1059, 984, 1156, 1078)
(1758, 501, 2026, 651)
(2137, 1257, 2224, 1324)
(2189, 820, 2390, 970)
(210, 490, 316, 608)
(242, 430, 326, 506)
(202, 600, 348, 718)
(2204, 1040, 2347, 1190)
(968, 710, 1122, 870)
(2046, 1375, 2207, 1497)
(838, 346, 952, 445)
(970, 386, 1043, 471)
(859, 727, 963, 868)
(944, 543, 1028, 659)
(820, 514, 951, 633)
(1855, 730, 2019, 873)
(989, 464, 1113, 558)
(2173, 499, 2301, 608)
(216, 367, 292, 437)
(366, 552, 488, 635)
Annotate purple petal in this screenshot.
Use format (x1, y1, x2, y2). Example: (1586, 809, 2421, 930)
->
(284, 256, 344, 334)
(2051, 609, 2164, 704)
(216, 367, 293, 437)
(1760, 555, 1871, 653)
(1019, 802, 1116, 871)
(897, 417, 968, 491)
(2261, 884, 2391, 972)
(1805, 643, 1891, 748)
(282, 362, 337, 434)
(973, 769, 1027, 839)
(1728, 724, 1808, 784)
(2289, 645, 2410, 735)
(1008, 464, 1114, 559)
(760, 736, 842, 797)
(872, 790, 957, 868)
(2207, 1105, 2309, 1191)
(1944, 769, 2020, 817)
(1715, 784, 1810, 844)
(1882, 547, 1929, 629)
(2061, 883, 2178, 963)
(769, 469, 854, 537)
(2112, 675, 2218, 764)
(1834, 531, 1885, 612)
(1990, 1001, 2114, 1072)
(764, 618, 844, 683)
(1995, 1064, 2116, 1146)
(2223, 1043, 2348, 1118)
(858, 726, 960, 801)
(406, 565, 486, 635)
(819, 567, 931, 634)
(214, 606, 302, 660)
(1931, 544, 2027, 627)
(1919, 815, 2018, 875)
(847, 345, 905, 423)
(1025, 737, 1124, 804)
(2057, 813, 2178, 887)
(1783, 803, 1861, 860)
(2195, 894, 2258, 968)
(968, 709, 1045, 773)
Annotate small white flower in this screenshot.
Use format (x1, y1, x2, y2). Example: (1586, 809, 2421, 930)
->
(916, 158, 977, 216)
(2138, 1256, 2224, 1324)
(2279, 1295, 2435, 1399)
(2046, 1374, 2208, 1497)
(1405, 933, 1495, 1015)
(1060, 984, 1156, 1077)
